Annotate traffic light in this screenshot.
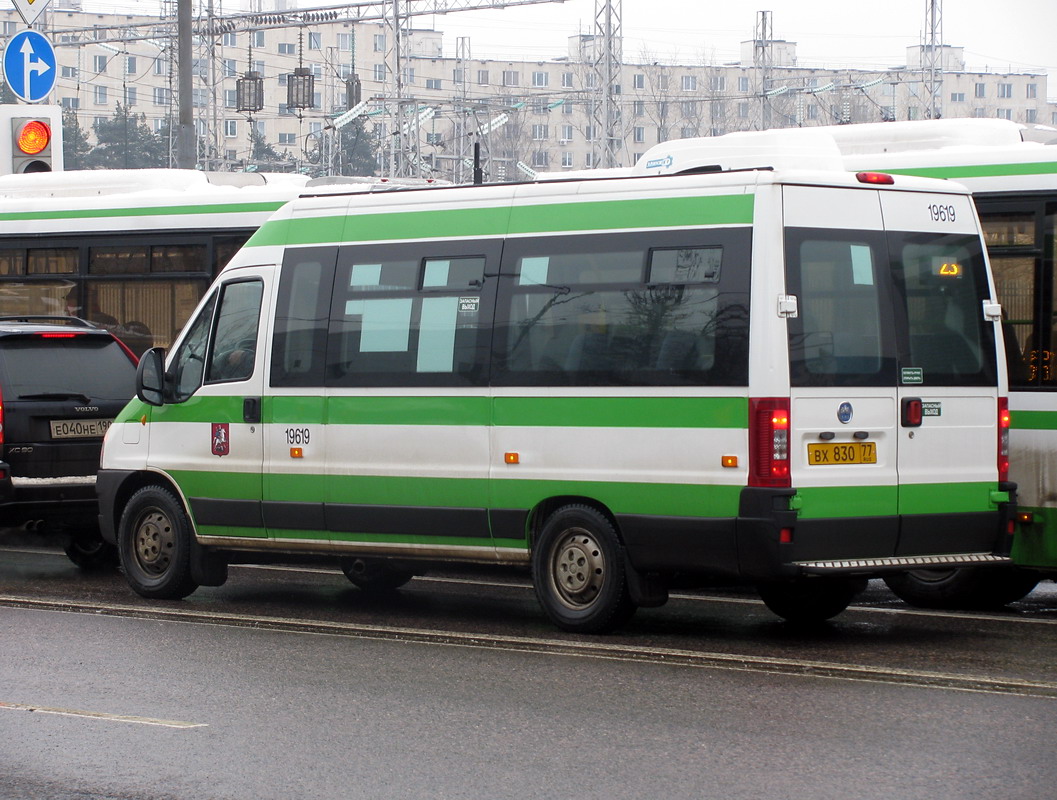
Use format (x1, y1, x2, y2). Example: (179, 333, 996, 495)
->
(11, 117, 52, 173)
(0, 104, 63, 175)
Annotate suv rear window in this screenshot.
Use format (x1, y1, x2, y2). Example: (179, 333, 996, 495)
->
(0, 335, 136, 401)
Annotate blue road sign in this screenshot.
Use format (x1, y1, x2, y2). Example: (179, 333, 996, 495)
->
(3, 30, 57, 103)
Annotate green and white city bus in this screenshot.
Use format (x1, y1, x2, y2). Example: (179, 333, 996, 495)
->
(98, 132, 1016, 632)
(826, 118, 1055, 607)
(0, 169, 310, 356)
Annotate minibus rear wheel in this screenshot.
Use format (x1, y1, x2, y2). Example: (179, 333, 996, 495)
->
(757, 576, 868, 624)
(533, 504, 636, 634)
(118, 485, 198, 600)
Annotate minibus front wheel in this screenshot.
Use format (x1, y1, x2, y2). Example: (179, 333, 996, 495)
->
(117, 485, 199, 600)
(532, 504, 636, 634)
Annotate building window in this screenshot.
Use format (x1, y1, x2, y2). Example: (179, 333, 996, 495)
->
(279, 73, 288, 87)
(633, 126, 645, 143)
(402, 68, 414, 85)
(562, 72, 573, 88)
(338, 33, 353, 52)
(154, 59, 170, 77)
(308, 32, 322, 50)
(279, 133, 296, 145)
(532, 71, 549, 88)
(561, 152, 573, 168)
(279, 103, 294, 116)
(62, 66, 78, 79)
(224, 89, 237, 108)
(998, 83, 1013, 99)
(975, 83, 986, 98)
(807, 104, 818, 120)
(279, 42, 295, 55)
(153, 87, 170, 105)
(503, 70, 519, 87)
(426, 78, 442, 90)
(682, 100, 697, 117)
(125, 56, 137, 75)
(585, 152, 595, 168)
(681, 126, 696, 139)
(633, 100, 645, 117)
(192, 88, 207, 107)
(124, 87, 137, 106)
(950, 92, 965, 103)
(93, 85, 107, 105)
(682, 75, 696, 91)
(374, 64, 386, 81)
(425, 132, 443, 145)
(1027, 83, 1037, 99)
(709, 76, 725, 92)
(225, 119, 238, 138)
(531, 124, 548, 140)
(997, 108, 1012, 120)
(1026, 109, 1037, 123)
(585, 125, 597, 141)
(560, 124, 573, 142)
(633, 73, 645, 90)
(477, 69, 489, 85)
(223, 58, 237, 78)
(374, 34, 386, 52)
(972, 107, 986, 118)
(532, 151, 548, 168)
(61, 97, 79, 110)
(93, 55, 108, 73)
(585, 74, 597, 89)
(738, 102, 749, 118)
(223, 32, 237, 47)
(252, 31, 265, 48)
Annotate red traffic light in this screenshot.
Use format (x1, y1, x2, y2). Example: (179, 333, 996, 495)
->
(16, 120, 50, 156)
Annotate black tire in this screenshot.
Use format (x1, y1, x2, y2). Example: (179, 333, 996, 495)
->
(117, 485, 198, 600)
(63, 527, 119, 571)
(532, 504, 636, 634)
(883, 566, 1040, 610)
(340, 559, 416, 592)
(757, 577, 867, 623)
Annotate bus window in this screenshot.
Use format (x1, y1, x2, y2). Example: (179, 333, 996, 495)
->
(496, 231, 750, 386)
(0, 249, 25, 275)
(989, 254, 1035, 386)
(28, 248, 77, 274)
(271, 247, 336, 388)
(786, 231, 894, 387)
(206, 280, 264, 383)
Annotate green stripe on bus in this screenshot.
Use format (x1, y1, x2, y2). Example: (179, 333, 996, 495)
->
(172, 470, 743, 520)
(492, 396, 748, 428)
(0, 201, 286, 223)
(245, 193, 754, 248)
(1010, 410, 1057, 430)
(795, 482, 997, 519)
(151, 395, 748, 428)
(880, 162, 1057, 181)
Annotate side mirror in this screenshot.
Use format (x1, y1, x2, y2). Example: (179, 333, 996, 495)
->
(136, 347, 167, 406)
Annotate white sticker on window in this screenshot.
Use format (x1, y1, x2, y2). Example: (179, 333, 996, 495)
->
(850, 245, 874, 286)
(519, 257, 550, 286)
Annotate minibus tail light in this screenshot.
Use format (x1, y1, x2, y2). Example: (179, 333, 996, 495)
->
(856, 172, 895, 185)
(750, 398, 791, 488)
(998, 397, 1010, 483)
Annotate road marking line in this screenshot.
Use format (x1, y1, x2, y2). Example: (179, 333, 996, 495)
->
(2, 596, 1056, 700)
(0, 701, 207, 729)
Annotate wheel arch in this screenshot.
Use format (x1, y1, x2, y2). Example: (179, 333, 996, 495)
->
(527, 495, 622, 550)
(108, 469, 198, 542)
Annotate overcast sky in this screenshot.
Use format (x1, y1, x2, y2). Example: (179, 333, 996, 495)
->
(80, 1, 1057, 96)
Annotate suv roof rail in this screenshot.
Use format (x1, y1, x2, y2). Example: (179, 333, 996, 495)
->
(0, 315, 96, 327)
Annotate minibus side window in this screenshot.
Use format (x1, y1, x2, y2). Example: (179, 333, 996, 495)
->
(494, 230, 750, 387)
(169, 292, 217, 401)
(327, 242, 495, 387)
(786, 231, 896, 387)
(271, 247, 337, 388)
(206, 280, 264, 383)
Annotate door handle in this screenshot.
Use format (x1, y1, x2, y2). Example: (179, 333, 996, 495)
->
(901, 397, 922, 428)
(244, 396, 261, 424)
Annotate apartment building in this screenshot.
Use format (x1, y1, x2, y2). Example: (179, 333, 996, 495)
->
(4, 5, 1052, 180)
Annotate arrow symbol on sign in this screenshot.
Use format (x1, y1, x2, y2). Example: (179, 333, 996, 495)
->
(20, 36, 51, 97)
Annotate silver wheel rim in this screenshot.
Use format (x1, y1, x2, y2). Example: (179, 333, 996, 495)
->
(133, 509, 175, 576)
(549, 526, 605, 611)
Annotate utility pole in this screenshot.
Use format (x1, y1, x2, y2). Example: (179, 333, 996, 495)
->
(923, 0, 943, 119)
(590, 0, 621, 168)
(176, 0, 195, 168)
(754, 10, 773, 131)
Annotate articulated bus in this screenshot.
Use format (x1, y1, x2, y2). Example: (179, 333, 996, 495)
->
(99, 130, 1015, 633)
(829, 119, 1055, 607)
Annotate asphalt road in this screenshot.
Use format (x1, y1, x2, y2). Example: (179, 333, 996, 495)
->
(2, 537, 1056, 800)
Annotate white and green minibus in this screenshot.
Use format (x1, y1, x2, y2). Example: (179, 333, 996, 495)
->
(98, 132, 1016, 632)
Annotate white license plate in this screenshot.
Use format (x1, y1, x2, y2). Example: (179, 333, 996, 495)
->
(50, 418, 112, 439)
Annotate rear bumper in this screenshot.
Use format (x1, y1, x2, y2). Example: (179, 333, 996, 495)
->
(621, 486, 1016, 581)
(0, 462, 98, 525)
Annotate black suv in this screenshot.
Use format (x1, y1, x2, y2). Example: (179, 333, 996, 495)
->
(0, 316, 137, 567)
